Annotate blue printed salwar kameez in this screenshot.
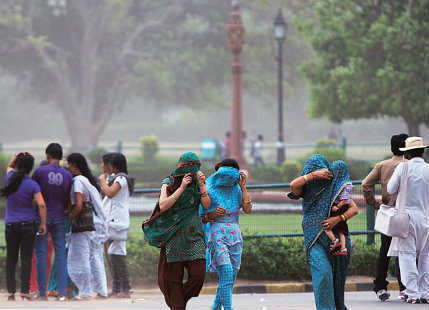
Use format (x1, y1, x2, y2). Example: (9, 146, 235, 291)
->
(200, 167, 243, 310)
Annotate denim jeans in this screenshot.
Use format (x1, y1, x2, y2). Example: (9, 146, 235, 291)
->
(34, 217, 67, 296)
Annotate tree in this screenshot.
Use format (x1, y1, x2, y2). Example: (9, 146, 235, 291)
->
(297, 0, 429, 136)
(0, 0, 172, 149)
(0, 0, 311, 148)
(0, 0, 237, 149)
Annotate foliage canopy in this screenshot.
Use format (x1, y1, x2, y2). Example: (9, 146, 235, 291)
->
(298, 0, 429, 136)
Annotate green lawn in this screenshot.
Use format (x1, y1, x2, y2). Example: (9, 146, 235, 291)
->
(0, 212, 370, 245)
(130, 212, 369, 237)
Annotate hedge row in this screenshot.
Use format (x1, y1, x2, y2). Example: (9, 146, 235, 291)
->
(127, 156, 373, 185)
(0, 237, 392, 288)
(127, 237, 385, 283)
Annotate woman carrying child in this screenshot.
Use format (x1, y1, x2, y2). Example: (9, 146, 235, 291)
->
(290, 155, 359, 310)
(324, 161, 353, 256)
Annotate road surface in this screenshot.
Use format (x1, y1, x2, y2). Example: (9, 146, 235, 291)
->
(0, 291, 428, 309)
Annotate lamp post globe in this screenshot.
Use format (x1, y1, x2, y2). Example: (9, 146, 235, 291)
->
(274, 9, 286, 166)
(274, 10, 286, 42)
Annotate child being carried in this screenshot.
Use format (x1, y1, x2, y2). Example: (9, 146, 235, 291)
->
(325, 183, 353, 256)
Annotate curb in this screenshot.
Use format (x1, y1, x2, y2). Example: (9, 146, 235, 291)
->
(199, 282, 400, 295)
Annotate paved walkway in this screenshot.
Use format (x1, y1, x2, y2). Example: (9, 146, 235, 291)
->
(0, 292, 428, 310)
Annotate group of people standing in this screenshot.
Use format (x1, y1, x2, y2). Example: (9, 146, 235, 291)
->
(1, 143, 132, 301)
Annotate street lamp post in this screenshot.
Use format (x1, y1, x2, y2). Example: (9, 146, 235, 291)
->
(227, 1, 246, 168)
(274, 9, 286, 166)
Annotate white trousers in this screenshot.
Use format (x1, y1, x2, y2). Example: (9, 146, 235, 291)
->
(398, 210, 429, 299)
(90, 240, 108, 297)
(68, 232, 108, 298)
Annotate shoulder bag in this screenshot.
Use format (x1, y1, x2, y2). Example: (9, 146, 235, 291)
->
(374, 162, 410, 238)
(71, 200, 96, 233)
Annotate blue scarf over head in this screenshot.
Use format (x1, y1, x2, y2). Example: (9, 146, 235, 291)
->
(301, 155, 351, 251)
(200, 166, 242, 215)
(199, 166, 242, 271)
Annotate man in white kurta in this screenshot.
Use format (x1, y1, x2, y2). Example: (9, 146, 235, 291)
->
(387, 137, 429, 303)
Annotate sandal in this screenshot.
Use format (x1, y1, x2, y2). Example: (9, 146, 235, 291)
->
(333, 248, 348, 256)
(329, 239, 341, 252)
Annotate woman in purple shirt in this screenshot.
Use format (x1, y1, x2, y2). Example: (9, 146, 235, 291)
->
(1, 153, 47, 301)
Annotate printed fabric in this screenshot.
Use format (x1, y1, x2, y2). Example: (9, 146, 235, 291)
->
(309, 234, 350, 310)
(200, 166, 243, 272)
(301, 156, 352, 310)
(143, 152, 205, 263)
(301, 156, 351, 251)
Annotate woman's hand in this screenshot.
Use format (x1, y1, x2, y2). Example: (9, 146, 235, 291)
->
(214, 206, 226, 217)
(38, 224, 47, 235)
(197, 171, 206, 185)
(98, 174, 107, 182)
(207, 206, 226, 221)
(322, 216, 341, 231)
(180, 173, 193, 189)
(239, 171, 247, 188)
(312, 169, 333, 180)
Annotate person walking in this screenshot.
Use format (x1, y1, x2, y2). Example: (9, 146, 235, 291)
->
(143, 152, 211, 310)
(252, 135, 265, 167)
(362, 134, 408, 301)
(200, 159, 252, 310)
(222, 132, 231, 159)
(1, 153, 47, 301)
(99, 153, 132, 298)
(387, 137, 429, 304)
(66, 153, 108, 300)
(32, 143, 72, 301)
(289, 155, 359, 310)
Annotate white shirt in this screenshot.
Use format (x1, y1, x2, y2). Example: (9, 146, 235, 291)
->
(387, 157, 429, 213)
(108, 175, 130, 231)
(254, 140, 262, 158)
(107, 175, 130, 256)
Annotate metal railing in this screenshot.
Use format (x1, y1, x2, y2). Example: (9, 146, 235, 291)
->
(0, 181, 379, 250)
(132, 181, 379, 245)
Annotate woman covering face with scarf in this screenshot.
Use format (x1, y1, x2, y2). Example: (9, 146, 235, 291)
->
(290, 155, 359, 310)
(143, 152, 211, 310)
(200, 159, 252, 310)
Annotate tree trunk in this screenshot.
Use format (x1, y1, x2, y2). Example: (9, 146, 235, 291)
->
(62, 112, 94, 152)
(405, 119, 421, 137)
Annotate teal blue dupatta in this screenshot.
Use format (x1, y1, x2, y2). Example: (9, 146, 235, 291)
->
(301, 155, 352, 310)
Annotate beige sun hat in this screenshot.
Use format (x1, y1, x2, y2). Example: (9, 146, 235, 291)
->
(399, 136, 428, 151)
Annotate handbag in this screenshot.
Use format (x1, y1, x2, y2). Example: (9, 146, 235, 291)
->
(71, 200, 96, 233)
(374, 162, 410, 238)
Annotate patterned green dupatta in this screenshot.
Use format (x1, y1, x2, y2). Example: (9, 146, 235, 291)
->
(143, 152, 202, 248)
